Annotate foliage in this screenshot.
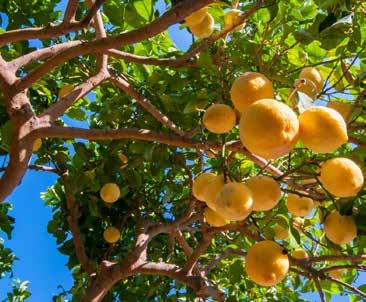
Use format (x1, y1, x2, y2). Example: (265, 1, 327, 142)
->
(0, 0, 366, 301)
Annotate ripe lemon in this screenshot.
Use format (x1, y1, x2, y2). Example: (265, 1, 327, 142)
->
(189, 13, 214, 39)
(215, 182, 253, 221)
(299, 107, 348, 153)
(292, 248, 309, 260)
(192, 173, 217, 201)
(33, 138, 42, 152)
(204, 207, 229, 227)
(201, 174, 225, 210)
(294, 78, 318, 100)
(184, 7, 208, 27)
(103, 226, 120, 243)
(230, 72, 274, 112)
(324, 211, 357, 245)
(100, 183, 120, 203)
(286, 193, 314, 217)
(299, 67, 323, 93)
(58, 84, 75, 99)
(273, 224, 289, 240)
(319, 157, 364, 197)
(329, 269, 343, 279)
(224, 9, 244, 31)
(327, 101, 352, 121)
(245, 176, 281, 211)
(245, 240, 289, 286)
(239, 99, 299, 159)
(203, 104, 236, 134)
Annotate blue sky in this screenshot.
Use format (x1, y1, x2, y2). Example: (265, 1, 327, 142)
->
(0, 1, 363, 301)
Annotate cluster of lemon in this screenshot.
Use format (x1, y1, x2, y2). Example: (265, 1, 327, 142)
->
(198, 68, 364, 286)
(98, 154, 128, 243)
(184, 7, 243, 39)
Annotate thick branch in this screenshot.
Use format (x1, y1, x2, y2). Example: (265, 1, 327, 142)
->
(15, 0, 214, 91)
(40, 70, 109, 121)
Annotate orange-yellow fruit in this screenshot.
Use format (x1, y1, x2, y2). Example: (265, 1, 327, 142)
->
(319, 157, 364, 197)
(239, 99, 299, 159)
(215, 182, 253, 221)
(103, 226, 120, 243)
(230, 72, 274, 112)
(324, 211, 357, 245)
(204, 207, 229, 227)
(245, 240, 289, 286)
(329, 269, 343, 279)
(245, 176, 281, 211)
(295, 78, 318, 100)
(293, 217, 304, 230)
(192, 173, 217, 201)
(185, 7, 208, 27)
(327, 101, 352, 121)
(299, 107, 348, 153)
(224, 9, 244, 31)
(203, 104, 236, 134)
(33, 138, 42, 152)
(58, 84, 75, 99)
(189, 13, 214, 39)
(299, 67, 323, 92)
(118, 153, 128, 164)
(286, 193, 314, 217)
(273, 224, 289, 240)
(198, 174, 225, 210)
(292, 248, 309, 260)
(100, 183, 120, 203)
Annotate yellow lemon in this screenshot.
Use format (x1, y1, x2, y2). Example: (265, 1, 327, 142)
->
(224, 9, 244, 31)
(286, 193, 314, 217)
(201, 174, 225, 210)
(204, 207, 229, 227)
(245, 240, 289, 286)
(273, 224, 289, 240)
(299, 106, 348, 153)
(192, 173, 217, 201)
(299, 67, 323, 93)
(319, 157, 364, 197)
(324, 211, 357, 245)
(239, 99, 299, 159)
(230, 72, 274, 112)
(33, 138, 42, 152)
(203, 104, 236, 134)
(189, 13, 214, 39)
(100, 183, 120, 203)
(103, 226, 120, 243)
(184, 7, 208, 27)
(327, 101, 352, 121)
(215, 182, 253, 221)
(292, 248, 309, 260)
(245, 175, 281, 211)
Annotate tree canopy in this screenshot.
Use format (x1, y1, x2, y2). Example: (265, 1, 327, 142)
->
(0, 0, 366, 301)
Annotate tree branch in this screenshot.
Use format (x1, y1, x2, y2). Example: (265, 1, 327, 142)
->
(111, 74, 186, 136)
(14, 0, 214, 91)
(40, 70, 109, 122)
(61, 172, 95, 275)
(63, 0, 79, 23)
(204, 249, 245, 274)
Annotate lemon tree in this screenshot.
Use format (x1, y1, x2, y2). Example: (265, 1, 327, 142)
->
(0, 0, 366, 301)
